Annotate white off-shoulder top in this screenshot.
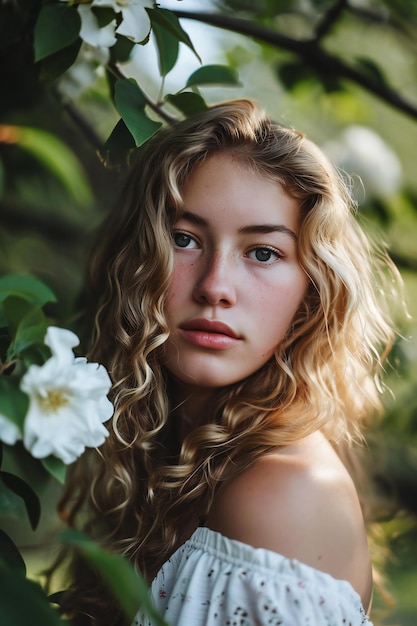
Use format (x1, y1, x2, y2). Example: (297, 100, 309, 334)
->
(134, 527, 372, 626)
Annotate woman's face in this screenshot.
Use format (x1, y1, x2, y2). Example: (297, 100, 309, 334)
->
(161, 153, 309, 397)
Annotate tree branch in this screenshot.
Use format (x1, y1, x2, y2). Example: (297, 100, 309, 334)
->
(314, 0, 347, 41)
(172, 10, 417, 122)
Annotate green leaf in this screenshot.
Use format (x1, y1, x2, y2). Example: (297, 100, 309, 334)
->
(4, 299, 49, 360)
(110, 35, 136, 64)
(2, 296, 36, 337)
(166, 92, 208, 117)
(20, 343, 52, 369)
(62, 530, 168, 626)
(0, 560, 65, 625)
(0, 274, 56, 306)
(13, 126, 93, 206)
(0, 472, 41, 530)
(151, 17, 179, 76)
(277, 61, 312, 91)
(147, 8, 201, 62)
(1, 442, 50, 494)
(114, 79, 162, 147)
(39, 39, 82, 83)
(356, 57, 388, 86)
(0, 378, 28, 431)
(34, 3, 81, 62)
(102, 118, 136, 166)
(41, 456, 67, 485)
(185, 65, 241, 87)
(0, 530, 26, 574)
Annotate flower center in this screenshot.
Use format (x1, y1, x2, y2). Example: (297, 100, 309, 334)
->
(39, 390, 69, 414)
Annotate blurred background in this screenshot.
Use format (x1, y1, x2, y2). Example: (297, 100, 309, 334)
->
(1, 1, 416, 623)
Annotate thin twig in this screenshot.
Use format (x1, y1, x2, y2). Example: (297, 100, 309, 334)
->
(172, 9, 417, 122)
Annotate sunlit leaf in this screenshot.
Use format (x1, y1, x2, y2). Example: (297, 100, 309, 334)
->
(0, 560, 65, 624)
(41, 456, 67, 485)
(0, 378, 28, 430)
(186, 65, 240, 87)
(114, 79, 162, 147)
(146, 8, 200, 62)
(166, 92, 208, 116)
(12, 126, 93, 206)
(0, 530, 26, 574)
(151, 16, 179, 76)
(34, 3, 81, 62)
(0, 274, 56, 306)
(62, 530, 168, 626)
(0, 471, 41, 530)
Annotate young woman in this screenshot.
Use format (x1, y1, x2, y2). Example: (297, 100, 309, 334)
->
(59, 99, 399, 625)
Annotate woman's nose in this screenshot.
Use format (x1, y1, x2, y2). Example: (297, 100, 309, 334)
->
(193, 252, 237, 307)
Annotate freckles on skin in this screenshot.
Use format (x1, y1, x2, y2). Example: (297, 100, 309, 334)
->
(161, 153, 309, 395)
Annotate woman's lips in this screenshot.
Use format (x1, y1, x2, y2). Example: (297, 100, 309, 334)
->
(179, 319, 241, 350)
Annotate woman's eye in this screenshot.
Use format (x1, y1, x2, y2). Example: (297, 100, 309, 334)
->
(172, 231, 198, 249)
(247, 247, 282, 263)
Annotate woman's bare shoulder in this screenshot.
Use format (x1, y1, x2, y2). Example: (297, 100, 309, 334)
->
(206, 431, 373, 610)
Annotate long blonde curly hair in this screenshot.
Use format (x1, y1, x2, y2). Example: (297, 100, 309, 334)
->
(58, 99, 398, 625)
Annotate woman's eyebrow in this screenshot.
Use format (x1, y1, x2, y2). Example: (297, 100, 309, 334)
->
(239, 224, 298, 240)
(180, 210, 298, 241)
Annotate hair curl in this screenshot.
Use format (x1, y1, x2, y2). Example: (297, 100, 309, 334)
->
(57, 99, 399, 625)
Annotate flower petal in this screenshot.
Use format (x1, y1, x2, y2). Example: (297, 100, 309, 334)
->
(77, 4, 117, 48)
(0, 415, 22, 445)
(44, 326, 79, 366)
(115, 2, 152, 42)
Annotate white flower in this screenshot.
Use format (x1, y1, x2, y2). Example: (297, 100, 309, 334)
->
(20, 326, 113, 464)
(0, 414, 22, 445)
(61, 0, 153, 47)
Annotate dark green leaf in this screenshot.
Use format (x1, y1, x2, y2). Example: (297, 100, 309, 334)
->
(166, 92, 208, 116)
(0, 530, 26, 573)
(41, 456, 67, 485)
(102, 118, 137, 166)
(4, 300, 49, 360)
(110, 35, 136, 64)
(147, 8, 201, 62)
(0, 377, 28, 431)
(92, 6, 116, 27)
(34, 3, 81, 62)
(1, 442, 50, 494)
(39, 39, 82, 83)
(277, 61, 313, 90)
(114, 79, 162, 147)
(20, 343, 52, 369)
(1, 296, 34, 337)
(151, 17, 179, 76)
(0, 472, 41, 530)
(186, 65, 240, 87)
(0, 560, 65, 625)
(0, 274, 56, 306)
(356, 57, 388, 86)
(62, 530, 168, 626)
